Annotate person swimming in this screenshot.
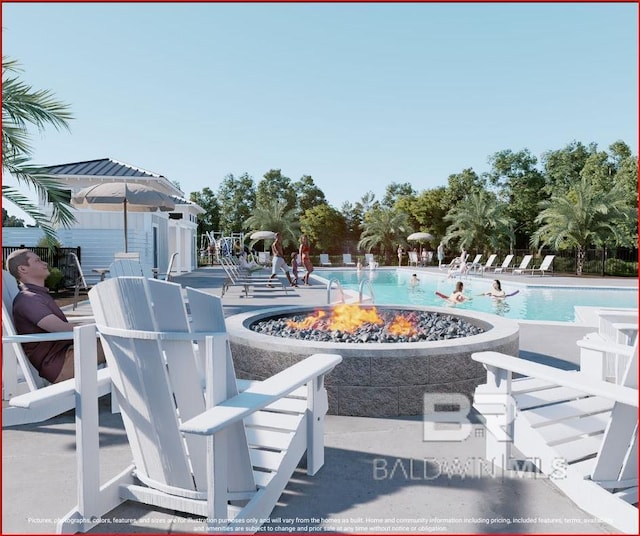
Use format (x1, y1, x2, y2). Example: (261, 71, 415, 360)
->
(482, 279, 506, 298)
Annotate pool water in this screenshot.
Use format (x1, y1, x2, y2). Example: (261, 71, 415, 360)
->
(316, 270, 637, 322)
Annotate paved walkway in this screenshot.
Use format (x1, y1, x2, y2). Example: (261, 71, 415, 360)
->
(4, 267, 635, 534)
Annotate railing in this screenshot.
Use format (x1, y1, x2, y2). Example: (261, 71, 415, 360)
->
(358, 279, 375, 304)
(326, 279, 345, 304)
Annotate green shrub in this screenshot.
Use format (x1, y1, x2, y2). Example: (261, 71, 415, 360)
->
(553, 256, 574, 274)
(605, 258, 638, 277)
(45, 267, 65, 293)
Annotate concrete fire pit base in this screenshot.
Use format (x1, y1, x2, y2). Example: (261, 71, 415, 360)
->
(226, 305, 519, 417)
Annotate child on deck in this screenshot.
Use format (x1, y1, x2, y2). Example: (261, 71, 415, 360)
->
(290, 252, 299, 287)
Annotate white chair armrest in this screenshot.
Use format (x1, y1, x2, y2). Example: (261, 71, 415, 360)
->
(180, 353, 342, 435)
(576, 339, 636, 356)
(472, 351, 638, 407)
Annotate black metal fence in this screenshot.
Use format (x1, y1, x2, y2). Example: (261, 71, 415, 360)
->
(2, 246, 82, 287)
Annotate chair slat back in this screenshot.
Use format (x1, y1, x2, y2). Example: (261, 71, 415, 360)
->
(89, 277, 197, 491)
(484, 254, 497, 268)
(517, 255, 533, 269)
(539, 255, 555, 270)
(499, 254, 513, 269)
(108, 259, 145, 277)
(89, 277, 256, 496)
(591, 339, 638, 483)
(2, 270, 44, 391)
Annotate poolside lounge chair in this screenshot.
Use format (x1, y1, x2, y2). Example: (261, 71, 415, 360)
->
(493, 254, 514, 273)
(58, 277, 342, 533)
(477, 254, 497, 275)
(512, 254, 533, 274)
(2, 270, 111, 428)
(466, 254, 482, 273)
(219, 257, 288, 297)
(472, 339, 638, 534)
(320, 253, 332, 266)
(364, 253, 378, 269)
(529, 254, 555, 276)
(408, 251, 419, 267)
(342, 253, 356, 266)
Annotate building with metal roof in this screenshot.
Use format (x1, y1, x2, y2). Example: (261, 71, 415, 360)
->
(3, 158, 205, 276)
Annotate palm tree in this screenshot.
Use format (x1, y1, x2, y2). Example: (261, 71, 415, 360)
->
(244, 199, 300, 249)
(443, 191, 514, 253)
(531, 176, 634, 276)
(357, 206, 409, 265)
(2, 57, 74, 245)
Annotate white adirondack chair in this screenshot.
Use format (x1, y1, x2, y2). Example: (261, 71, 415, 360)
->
(107, 259, 145, 277)
(319, 253, 332, 266)
(58, 277, 341, 533)
(472, 339, 638, 534)
(512, 254, 533, 274)
(407, 251, 419, 267)
(2, 270, 110, 427)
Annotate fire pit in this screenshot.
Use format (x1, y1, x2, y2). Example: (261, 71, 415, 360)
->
(226, 304, 519, 417)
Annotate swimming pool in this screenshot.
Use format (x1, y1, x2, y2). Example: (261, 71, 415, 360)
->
(315, 269, 637, 322)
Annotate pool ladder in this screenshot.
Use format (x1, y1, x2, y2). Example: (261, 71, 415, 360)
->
(326, 278, 375, 304)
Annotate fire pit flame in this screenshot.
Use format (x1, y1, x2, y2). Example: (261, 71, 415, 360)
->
(387, 315, 417, 337)
(286, 304, 418, 335)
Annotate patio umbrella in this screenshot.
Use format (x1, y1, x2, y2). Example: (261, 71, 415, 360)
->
(407, 232, 434, 241)
(72, 182, 176, 252)
(249, 230, 277, 240)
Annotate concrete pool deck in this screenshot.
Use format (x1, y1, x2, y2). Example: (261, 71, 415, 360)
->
(3, 266, 636, 534)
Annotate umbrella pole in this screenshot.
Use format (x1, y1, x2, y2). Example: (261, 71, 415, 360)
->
(124, 198, 128, 253)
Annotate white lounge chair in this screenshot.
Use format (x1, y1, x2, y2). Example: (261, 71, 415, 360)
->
(466, 254, 482, 273)
(477, 254, 497, 275)
(58, 277, 342, 533)
(219, 257, 288, 298)
(472, 340, 638, 534)
(529, 254, 555, 276)
(2, 270, 110, 428)
(512, 254, 533, 274)
(342, 253, 356, 266)
(493, 254, 514, 273)
(319, 253, 332, 266)
(408, 251, 419, 267)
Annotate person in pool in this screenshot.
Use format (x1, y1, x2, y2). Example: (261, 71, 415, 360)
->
(409, 273, 420, 287)
(482, 279, 506, 298)
(448, 281, 471, 304)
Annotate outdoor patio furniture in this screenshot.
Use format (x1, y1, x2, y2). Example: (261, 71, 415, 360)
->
(107, 259, 145, 277)
(493, 254, 514, 273)
(219, 257, 288, 298)
(2, 270, 110, 428)
(472, 340, 638, 534)
(57, 277, 342, 533)
(529, 254, 555, 276)
(342, 253, 356, 266)
(319, 253, 332, 266)
(512, 254, 533, 274)
(408, 251, 419, 267)
(476, 254, 497, 275)
(68, 252, 106, 311)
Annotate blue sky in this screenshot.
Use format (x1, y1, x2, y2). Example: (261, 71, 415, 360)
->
(2, 2, 637, 221)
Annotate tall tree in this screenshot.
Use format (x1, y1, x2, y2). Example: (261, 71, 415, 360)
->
(443, 190, 515, 253)
(256, 169, 296, 212)
(299, 204, 346, 254)
(2, 207, 25, 227)
(441, 168, 485, 209)
(531, 176, 633, 275)
(358, 206, 409, 265)
(410, 187, 448, 241)
(2, 57, 74, 245)
(340, 201, 363, 251)
(216, 173, 255, 234)
(189, 187, 220, 237)
(541, 140, 594, 195)
(487, 148, 547, 247)
(382, 181, 416, 208)
(244, 199, 300, 249)
(293, 174, 326, 215)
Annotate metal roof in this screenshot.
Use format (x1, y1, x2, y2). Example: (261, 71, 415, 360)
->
(43, 158, 166, 179)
